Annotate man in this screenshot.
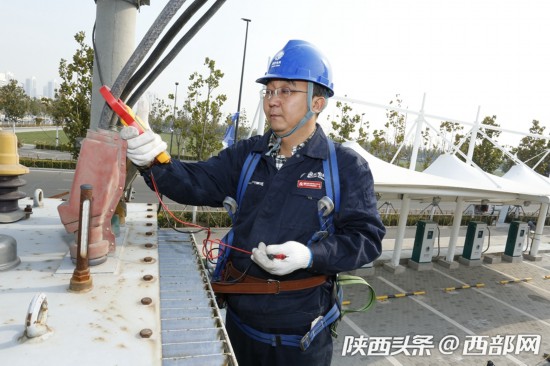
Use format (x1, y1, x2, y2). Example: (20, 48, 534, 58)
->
(121, 40, 385, 366)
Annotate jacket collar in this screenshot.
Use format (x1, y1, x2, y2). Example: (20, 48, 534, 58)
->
(251, 124, 330, 160)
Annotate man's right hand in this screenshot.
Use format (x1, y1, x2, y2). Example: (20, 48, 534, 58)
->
(120, 126, 167, 167)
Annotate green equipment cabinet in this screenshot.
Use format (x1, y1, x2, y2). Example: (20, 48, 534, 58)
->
(504, 221, 528, 257)
(411, 220, 438, 263)
(463, 221, 487, 260)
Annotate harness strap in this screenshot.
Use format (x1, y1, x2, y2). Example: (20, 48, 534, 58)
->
(212, 262, 328, 294)
(323, 139, 340, 214)
(236, 152, 261, 205)
(337, 274, 376, 316)
(227, 301, 341, 351)
(213, 153, 260, 281)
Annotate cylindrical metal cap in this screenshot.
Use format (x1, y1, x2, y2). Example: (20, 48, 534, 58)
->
(0, 234, 21, 271)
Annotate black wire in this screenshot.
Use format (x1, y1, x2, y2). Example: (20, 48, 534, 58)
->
(120, 0, 207, 103)
(159, 202, 207, 234)
(100, 0, 190, 130)
(482, 226, 491, 253)
(92, 22, 105, 87)
(126, 0, 226, 107)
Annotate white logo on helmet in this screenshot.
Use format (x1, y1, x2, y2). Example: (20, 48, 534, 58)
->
(270, 50, 284, 68)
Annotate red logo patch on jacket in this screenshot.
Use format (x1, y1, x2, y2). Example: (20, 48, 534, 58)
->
(297, 180, 323, 189)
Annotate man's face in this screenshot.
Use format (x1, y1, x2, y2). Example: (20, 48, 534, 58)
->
(263, 79, 309, 135)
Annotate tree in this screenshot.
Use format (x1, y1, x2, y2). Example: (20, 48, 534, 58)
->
(368, 128, 392, 161)
(328, 101, 362, 142)
(183, 57, 227, 160)
(55, 31, 94, 159)
(149, 97, 170, 134)
(0, 79, 28, 123)
(459, 115, 503, 173)
(385, 95, 407, 164)
(507, 120, 549, 176)
(420, 127, 440, 169)
(439, 121, 464, 152)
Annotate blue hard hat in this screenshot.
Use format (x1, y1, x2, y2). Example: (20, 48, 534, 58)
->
(256, 40, 334, 97)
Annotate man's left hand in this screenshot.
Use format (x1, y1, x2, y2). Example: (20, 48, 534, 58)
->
(251, 241, 312, 276)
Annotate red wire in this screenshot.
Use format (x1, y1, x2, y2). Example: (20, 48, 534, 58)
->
(149, 171, 253, 260)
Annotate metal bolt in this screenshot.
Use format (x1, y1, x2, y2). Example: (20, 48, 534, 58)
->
(143, 256, 153, 263)
(146, 214, 153, 218)
(143, 274, 153, 281)
(145, 222, 153, 227)
(141, 297, 152, 305)
(145, 243, 154, 249)
(140, 329, 153, 338)
(145, 232, 153, 236)
(24, 204, 33, 219)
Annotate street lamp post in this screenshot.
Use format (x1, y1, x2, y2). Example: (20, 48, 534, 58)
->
(234, 18, 251, 143)
(169, 82, 179, 156)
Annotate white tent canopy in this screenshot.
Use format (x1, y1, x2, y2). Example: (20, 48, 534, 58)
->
(343, 141, 550, 268)
(344, 142, 549, 204)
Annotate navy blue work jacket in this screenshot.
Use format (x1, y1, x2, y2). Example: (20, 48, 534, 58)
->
(143, 125, 385, 329)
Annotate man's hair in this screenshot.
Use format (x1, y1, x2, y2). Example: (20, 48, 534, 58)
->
(313, 83, 331, 98)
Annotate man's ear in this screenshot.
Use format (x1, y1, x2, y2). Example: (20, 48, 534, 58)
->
(312, 96, 326, 113)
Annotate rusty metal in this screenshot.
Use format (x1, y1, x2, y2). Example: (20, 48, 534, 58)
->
(24, 204, 33, 219)
(58, 129, 127, 264)
(69, 184, 94, 293)
(143, 256, 154, 263)
(139, 329, 152, 338)
(143, 274, 153, 281)
(140, 297, 152, 305)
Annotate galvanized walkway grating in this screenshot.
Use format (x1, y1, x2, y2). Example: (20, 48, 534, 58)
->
(158, 229, 237, 366)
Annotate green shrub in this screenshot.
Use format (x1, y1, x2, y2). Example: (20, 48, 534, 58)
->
(19, 157, 76, 169)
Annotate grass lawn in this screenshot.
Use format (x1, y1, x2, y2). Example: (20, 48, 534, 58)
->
(15, 129, 182, 156)
(15, 130, 70, 146)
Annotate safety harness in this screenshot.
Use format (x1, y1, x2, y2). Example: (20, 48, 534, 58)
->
(210, 139, 375, 350)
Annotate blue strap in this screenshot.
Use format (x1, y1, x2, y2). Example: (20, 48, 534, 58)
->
(212, 230, 234, 281)
(317, 139, 339, 238)
(228, 300, 341, 351)
(324, 139, 340, 213)
(236, 152, 261, 206)
(214, 152, 260, 281)
(328, 139, 340, 213)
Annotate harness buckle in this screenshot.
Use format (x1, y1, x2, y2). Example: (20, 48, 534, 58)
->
(300, 333, 311, 351)
(267, 279, 281, 294)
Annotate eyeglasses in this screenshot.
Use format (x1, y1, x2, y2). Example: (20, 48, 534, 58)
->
(261, 87, 307, 100)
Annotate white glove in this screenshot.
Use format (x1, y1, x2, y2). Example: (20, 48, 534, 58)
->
(120, 126, 167, 167)
(251, 241, 312, 276)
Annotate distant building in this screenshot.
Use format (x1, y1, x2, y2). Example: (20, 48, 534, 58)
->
(44, 79, 59, 99)
(24, 77, 37, 98)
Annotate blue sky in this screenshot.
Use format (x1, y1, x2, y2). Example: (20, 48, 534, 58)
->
(1, 0, 549, 146)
